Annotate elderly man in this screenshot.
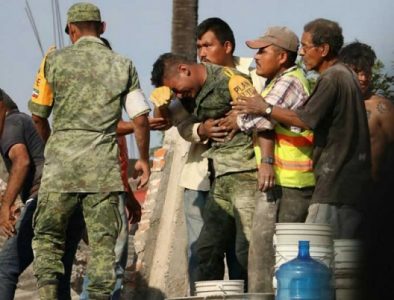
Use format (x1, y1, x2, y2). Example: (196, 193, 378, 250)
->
(233, 18, 371, 239)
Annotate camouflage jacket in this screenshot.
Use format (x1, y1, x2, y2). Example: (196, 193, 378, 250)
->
(195, 64, 256, 177)
(28, 36, 141, 192)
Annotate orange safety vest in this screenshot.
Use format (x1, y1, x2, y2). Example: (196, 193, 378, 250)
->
(258, 67, 315, 188)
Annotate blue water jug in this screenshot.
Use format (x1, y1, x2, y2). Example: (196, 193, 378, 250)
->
(275, 240, 333, 300)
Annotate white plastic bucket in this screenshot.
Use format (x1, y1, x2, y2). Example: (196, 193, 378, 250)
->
(273, 223, 334, 289)
(195, 280, 244, 297)
(333, 239, 364, 270)
(274, 223, 333, 245)
(333, 239, 364, 300)
(275, 243, 333, 268)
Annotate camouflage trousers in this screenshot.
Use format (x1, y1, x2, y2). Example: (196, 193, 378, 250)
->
(32, 192, 121, 299)
(196, 170, 258, 284)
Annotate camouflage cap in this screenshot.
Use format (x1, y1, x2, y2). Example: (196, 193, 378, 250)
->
(65, 2, 101, 34)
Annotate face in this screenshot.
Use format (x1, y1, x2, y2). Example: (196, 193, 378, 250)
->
(197, 30, 232, 66)
(299, 31, 324, 72)
(162, 65, 201, 100)
(254, 45, 284, 79)
(354, 69, 372, 95)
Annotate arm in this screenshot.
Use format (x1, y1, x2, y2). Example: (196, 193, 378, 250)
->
(31, 114, 51, 143)
(116, 117, 169, 136)
(257, 130, 276, 192)
(116, 119, 135, 136)
(0, 144, 30, 237)
(234, 94, 311, 129)
(132, 113, 150, 189)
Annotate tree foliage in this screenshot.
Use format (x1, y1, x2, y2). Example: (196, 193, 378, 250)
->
(372, 60, 394, 101)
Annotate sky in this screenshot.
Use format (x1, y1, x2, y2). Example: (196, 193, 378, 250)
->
(1, 0, 393, 157)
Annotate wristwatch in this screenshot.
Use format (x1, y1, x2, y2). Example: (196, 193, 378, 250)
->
(264, 103, 273, 117)
(261, 156, 274, 165)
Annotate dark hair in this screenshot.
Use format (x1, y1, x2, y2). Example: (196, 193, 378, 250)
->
(197, 17, 236, 53)
(151, 53, 194, 87)
(304, 18, 344, 57)
(0, 88, 18, 110)
(338, 41, 376, 73)
(271, 45, 298, 67)
(71, 21, 102, 33)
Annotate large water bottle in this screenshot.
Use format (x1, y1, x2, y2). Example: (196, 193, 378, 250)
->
(275, 240, 333, 300)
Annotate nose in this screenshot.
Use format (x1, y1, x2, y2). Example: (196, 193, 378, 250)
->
(357, 72, 368, 82)
(199, 47, 207, 59)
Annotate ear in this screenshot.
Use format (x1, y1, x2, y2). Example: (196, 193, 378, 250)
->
(278, 51, 288, 65)
(223, 41, 234, 54)
(69, 23, 79, 43)
(177, 64, 191, 76)
(100, 21, 106, 35)
(320, 43, 330, 58)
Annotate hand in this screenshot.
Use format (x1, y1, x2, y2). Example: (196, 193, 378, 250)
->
(257, 163, 275, 192)
(125, 190, 142, 224)
(232, 94, 268, 115)
(150, 86, 173, 107)
(0, 205, 16, 238)
(218, 110, 240, 141)
(133, 159, 150, 189)
(148, 117, 171, 131)
(198, 119, 230, 142)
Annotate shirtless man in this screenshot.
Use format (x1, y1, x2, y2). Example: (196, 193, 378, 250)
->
(339, 41, 394, 182)
(339, 41, 394, 299)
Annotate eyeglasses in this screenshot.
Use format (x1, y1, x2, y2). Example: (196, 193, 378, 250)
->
(300, 44, 317, 52)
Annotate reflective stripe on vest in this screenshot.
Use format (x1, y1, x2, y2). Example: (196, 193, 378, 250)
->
(262, 67, 315, 188)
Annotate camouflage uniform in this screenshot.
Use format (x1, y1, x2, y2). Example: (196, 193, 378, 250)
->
(29, 36, 142, 298)
(195, 64, 258, 281)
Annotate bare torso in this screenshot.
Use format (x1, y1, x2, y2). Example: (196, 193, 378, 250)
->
(364, 95, 394, 181)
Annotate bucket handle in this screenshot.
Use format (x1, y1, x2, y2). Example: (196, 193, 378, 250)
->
(217, 283, 227, 295)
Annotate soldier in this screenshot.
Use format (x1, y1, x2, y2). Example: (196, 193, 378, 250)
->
(150, 17, 264, 294)
(151, 53, 258, 286)
(28, 3, 150, 299)
(0, 88, 84, 300)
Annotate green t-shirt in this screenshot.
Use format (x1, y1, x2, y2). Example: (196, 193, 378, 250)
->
(28, 36, 141, 192)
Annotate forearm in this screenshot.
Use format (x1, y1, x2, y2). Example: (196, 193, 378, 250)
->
(258, 130, 275, 158)
(116, 120, 135, 136)
(271, 106, 310, 129)
(31, 114, 51, 143)
(2, 159, 29, 208)
(133, 114, 150, 161)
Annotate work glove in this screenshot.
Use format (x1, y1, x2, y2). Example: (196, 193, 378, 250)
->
(150, 86, 173, 107)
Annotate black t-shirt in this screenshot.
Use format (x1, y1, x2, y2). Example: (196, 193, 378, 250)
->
(296, 63, 371, 207)
(0, 110, 45, 202)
